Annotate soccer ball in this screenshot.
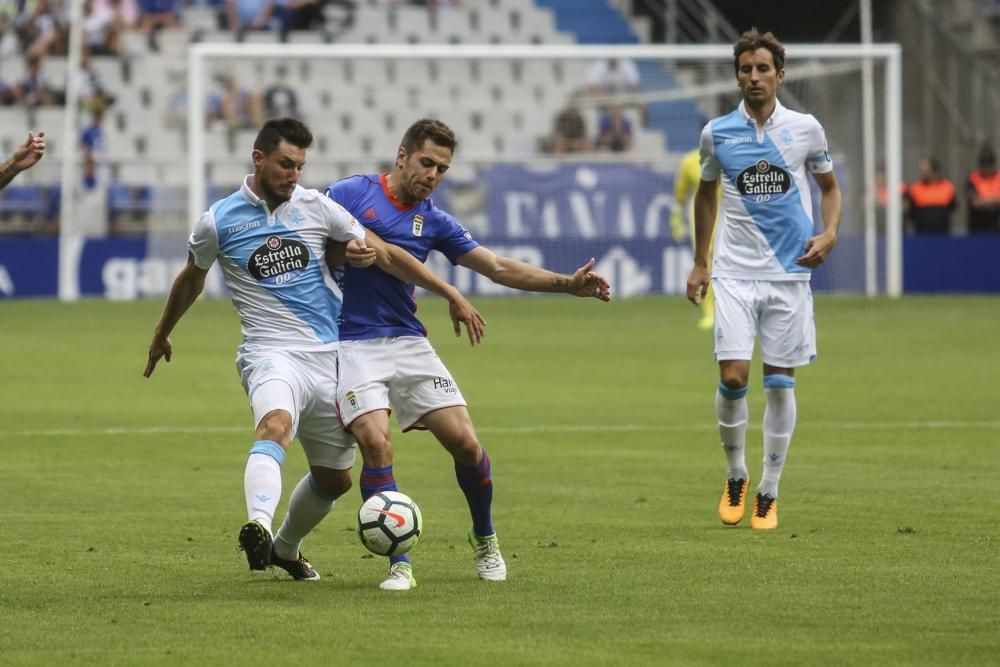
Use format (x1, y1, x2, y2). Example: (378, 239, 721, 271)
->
(357, 491, 422, 557)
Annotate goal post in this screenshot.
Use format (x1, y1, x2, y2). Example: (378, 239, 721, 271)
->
(188, 42, 903, 296)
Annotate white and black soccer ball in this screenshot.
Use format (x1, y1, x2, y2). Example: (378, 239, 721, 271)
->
(357, 491, 422, 557)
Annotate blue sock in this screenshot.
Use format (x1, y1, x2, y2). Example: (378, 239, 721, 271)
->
(360, 464, 410, 566)
(455, 447, 494, 537)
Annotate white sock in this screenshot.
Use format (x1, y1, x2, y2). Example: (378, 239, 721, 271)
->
(274, 474, 337, 560)
(244, 442, 285, 535)
(716, 384, 749, 481)
(760, 377, 797, 498)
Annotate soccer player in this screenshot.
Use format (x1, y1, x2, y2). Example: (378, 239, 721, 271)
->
(326, 118, 611, 591)
(686, 29, 842, 530)
(671, 146, 714, 331)
(0, 132, 45, 190)
(144, 118, 484, 580)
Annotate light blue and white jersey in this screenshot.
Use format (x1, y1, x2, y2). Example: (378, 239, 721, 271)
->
(189, 177, 365, 351)
(700, 99, 833, 281)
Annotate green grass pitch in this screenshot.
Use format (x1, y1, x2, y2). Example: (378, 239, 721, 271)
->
(1, 295, 997, 665)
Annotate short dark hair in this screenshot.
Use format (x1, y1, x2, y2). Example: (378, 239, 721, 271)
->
(254, 117, 313, 154)
(978, 144, 996, 168)
(400, 118, 457, 155)
(733, 28, 785, 74)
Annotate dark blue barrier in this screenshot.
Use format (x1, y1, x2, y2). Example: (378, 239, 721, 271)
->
(904, 235, 1000, 293)
(0, 237, 58, 297)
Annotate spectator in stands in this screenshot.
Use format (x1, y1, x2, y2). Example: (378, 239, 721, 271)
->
(80, 107, 109, 178)
(0, 77, 14, 106)
(0, 132, 46, 191)
(966, 144, 1000, 233)
(226, 0, 275, 40)
(18, 0, 66, 58)
(210, 73, 264, 132)
(109, 0, 141, 30)
(905, 157, 956, 234)
(550, 102, 589, 155)
(588, 57, 639, 96)
(263, 66, 301, 119)
(595, 104, 633, 153)
(13, 55, 57, 108)
(77, 150, 111, 237)
(83, 0, 120, 55)
(74, 48, 116, 112)
(587, 57, 645, 123)
(137, 0, 180, 51)
(274, 0, 324, 40)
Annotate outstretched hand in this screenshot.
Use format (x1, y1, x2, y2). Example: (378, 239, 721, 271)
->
(144, 335, 172, 378)
(13, 132, 45, 172)
(569, 257, 611, 301)
(449, 294, 486, 346)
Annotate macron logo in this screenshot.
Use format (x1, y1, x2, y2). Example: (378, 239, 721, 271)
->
(724, 136, 752, 145)
(362, 208, 377, 219)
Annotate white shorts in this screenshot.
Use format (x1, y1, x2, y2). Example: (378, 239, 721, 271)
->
(712, 277, 816, 368)
(337, 336, 467, 432)
(236, 346, 356, 469)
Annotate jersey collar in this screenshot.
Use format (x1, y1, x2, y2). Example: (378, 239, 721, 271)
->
(738, 98, 786, 128)
(380, 172, 419, 211)
(240, 176, 301, 210)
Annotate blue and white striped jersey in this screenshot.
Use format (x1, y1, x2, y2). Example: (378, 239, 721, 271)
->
(700, 99, 833, 281)
(189, 177, 365, 350)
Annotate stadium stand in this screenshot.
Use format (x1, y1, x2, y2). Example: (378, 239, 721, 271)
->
(0, 0, 711, 235)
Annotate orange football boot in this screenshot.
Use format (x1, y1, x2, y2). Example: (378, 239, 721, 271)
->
(718, 477, 749, 525)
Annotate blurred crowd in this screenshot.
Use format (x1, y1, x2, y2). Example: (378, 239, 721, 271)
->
(545, 57, 644, 156)
(878, 145, 1000, 235)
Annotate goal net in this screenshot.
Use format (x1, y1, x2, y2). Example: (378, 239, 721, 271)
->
(184, 43, 902, 298)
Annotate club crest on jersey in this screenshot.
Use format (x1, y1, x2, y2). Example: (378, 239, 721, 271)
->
(412, 214, 424, 237)
(737, 160, 791, 203)
(285, 206, 306, 227)
(248, 235, 310, 285)
(345, 390, 359, 410)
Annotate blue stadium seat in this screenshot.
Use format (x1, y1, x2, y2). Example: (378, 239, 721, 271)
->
(0, 186, 47, 214)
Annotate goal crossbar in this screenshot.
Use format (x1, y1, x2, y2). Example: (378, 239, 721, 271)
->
(188, 42, 903, 296)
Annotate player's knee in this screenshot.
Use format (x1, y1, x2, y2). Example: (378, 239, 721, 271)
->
(355, 429, 393, 465)
(256, 410, 293, 446)
(310, 467, 352, 499)
(719, 373, 749, 391)
(445, 430, 481, 467)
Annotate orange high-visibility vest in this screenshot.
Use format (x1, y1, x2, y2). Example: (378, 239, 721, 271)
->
(969, 170, 1000, 199)
(908, 179, 955, 207)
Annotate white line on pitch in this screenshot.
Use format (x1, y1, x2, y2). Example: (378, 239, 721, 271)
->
(5, 420, 999, 438)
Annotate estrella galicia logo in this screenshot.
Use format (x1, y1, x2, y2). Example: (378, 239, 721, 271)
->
(248, 235, 310, 285)
(737, 160, 791, 203)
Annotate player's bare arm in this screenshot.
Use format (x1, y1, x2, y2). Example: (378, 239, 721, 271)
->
(144, 259, 209, 378)
(686, 177, 719, 305)
(456, 246, 611, 301)
(0, 132, 45, 190)
(362, 228, 486, 345)
(795, 170, 843, 268)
